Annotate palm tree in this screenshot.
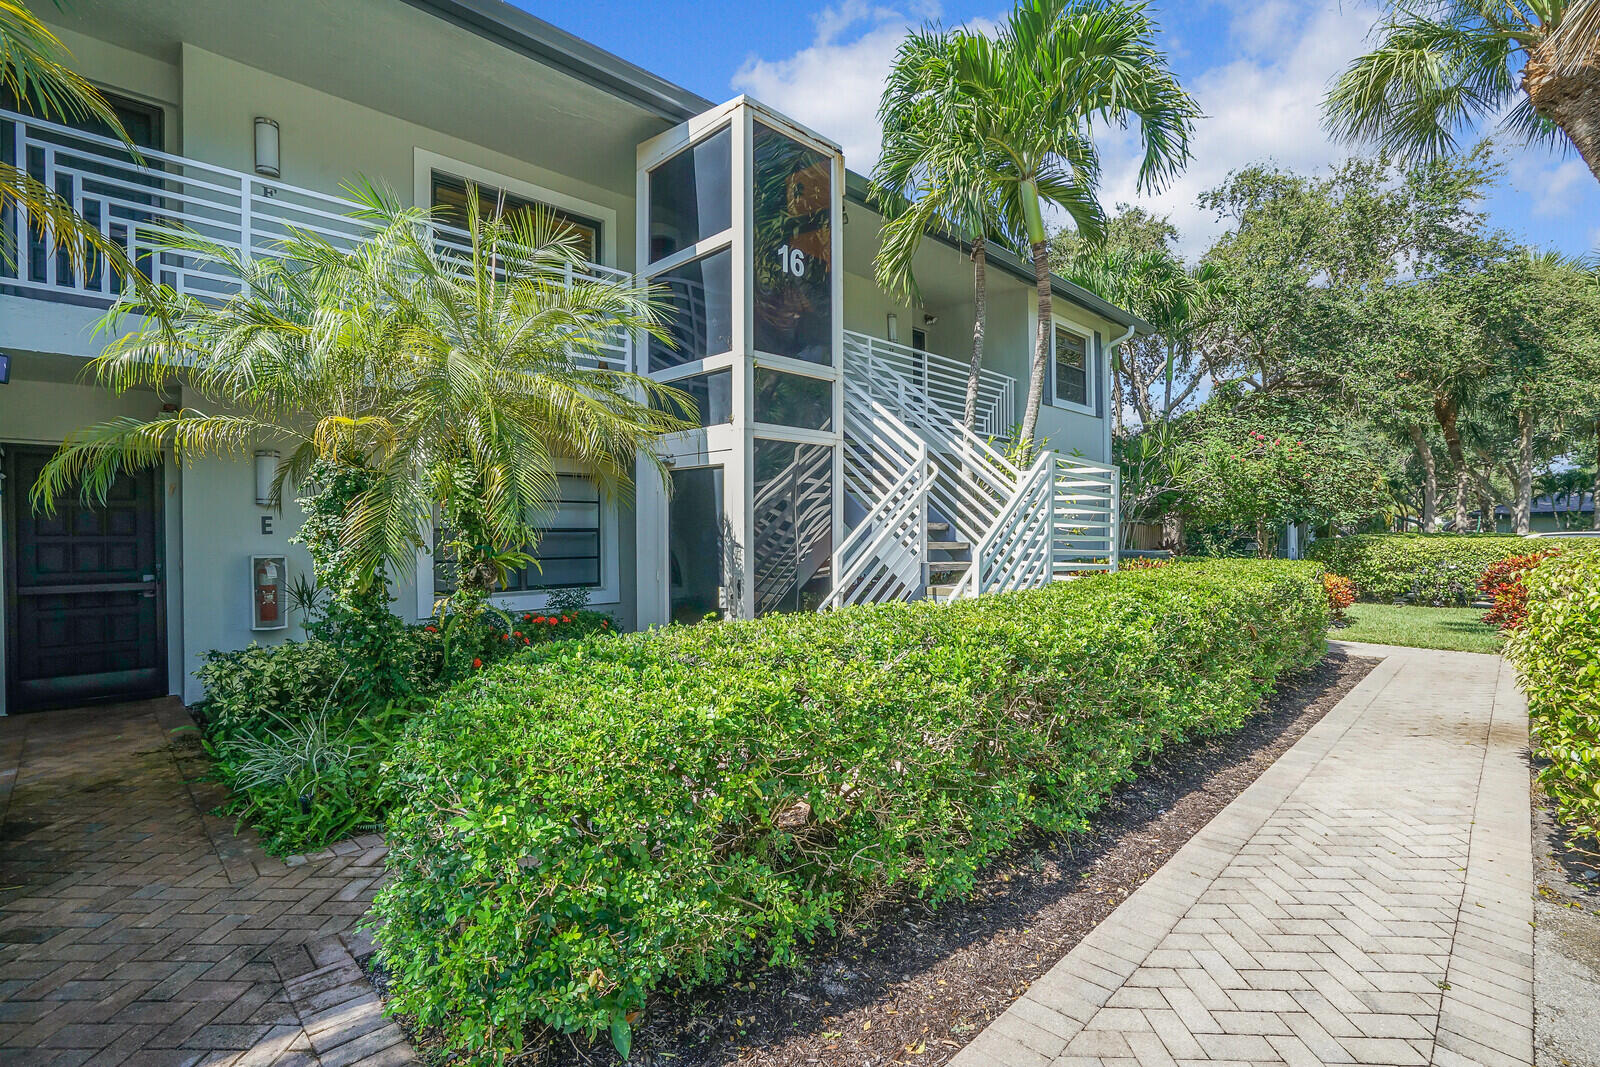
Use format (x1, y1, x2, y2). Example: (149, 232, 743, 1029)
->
(947, 0, 1197, 445)
(1, 0, 137, 279)
(30, 185, 692, 607)
(1326, 0, 1600, 182)
(872, 28, 1014, 430)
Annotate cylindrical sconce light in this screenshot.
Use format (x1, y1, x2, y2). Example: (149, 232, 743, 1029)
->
(886, 312, 899, 343)
(254, 450, 280, 507)
(253, 117, 280, 178)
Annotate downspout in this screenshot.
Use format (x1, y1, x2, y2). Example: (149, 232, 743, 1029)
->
(1106, 322, 1135, 569)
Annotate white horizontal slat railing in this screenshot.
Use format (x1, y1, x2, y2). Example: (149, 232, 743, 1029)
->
(0, 107, 631, 368)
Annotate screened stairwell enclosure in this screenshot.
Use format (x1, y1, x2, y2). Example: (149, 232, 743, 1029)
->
(634, 98, 846, 625)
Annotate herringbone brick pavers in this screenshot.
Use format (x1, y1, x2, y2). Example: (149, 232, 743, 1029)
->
(0, 699, 415, 1066)
(952, 643, 1533, 1067)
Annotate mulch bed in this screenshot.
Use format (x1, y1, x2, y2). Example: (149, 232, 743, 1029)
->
(512, 649, 1376, 1067)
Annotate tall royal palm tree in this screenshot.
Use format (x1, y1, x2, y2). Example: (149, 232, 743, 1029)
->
(1326, 0, 1600, 182)
(948, 0, 1197, 446)
(1, 0, 136, 278)
(872, 28, 1015, 430)
(31, 186, 692, 605)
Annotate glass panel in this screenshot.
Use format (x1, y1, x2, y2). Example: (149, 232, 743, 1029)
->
(433, 475, 602, 594)
(648, 248, 733, 372)
(658, 370, 733, 427)
(647, 126, 732, 263)
(430, 172, 601, 262)
(1054, 326, 1089, 407)
(752, 439, 834, 614)
(669, 466, 729, 623)
(752, 123, 833, 364)
(753, 367, 832, 431)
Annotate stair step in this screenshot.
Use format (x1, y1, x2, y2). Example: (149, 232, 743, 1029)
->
(927, 583, 963, 599)
(926, 522, 951, 534)
(927, 540, 971, 552)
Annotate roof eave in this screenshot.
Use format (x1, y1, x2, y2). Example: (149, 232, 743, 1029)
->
(844, 176, 1151, 336)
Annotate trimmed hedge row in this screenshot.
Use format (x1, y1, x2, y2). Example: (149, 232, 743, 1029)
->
(371, 560, 1330, 1062)
(1508, 552, 1600, 848)
(1307, 533, 1596, 604)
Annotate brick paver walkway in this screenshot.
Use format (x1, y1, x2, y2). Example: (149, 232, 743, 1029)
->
(0, 699, 415, 1066)
(953, 643, 1533, 1067)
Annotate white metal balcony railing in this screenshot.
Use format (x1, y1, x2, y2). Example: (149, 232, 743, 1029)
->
(846, 331, 1016, 438)
(0, 107, 632, 367)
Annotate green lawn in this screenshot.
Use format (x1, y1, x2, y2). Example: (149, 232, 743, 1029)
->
(1331, 603, 1503, 654)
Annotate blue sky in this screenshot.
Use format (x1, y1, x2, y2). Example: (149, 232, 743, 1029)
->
(530, 0, 1600, 261)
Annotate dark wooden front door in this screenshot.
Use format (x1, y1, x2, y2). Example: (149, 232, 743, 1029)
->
(4, 446, 165, 711)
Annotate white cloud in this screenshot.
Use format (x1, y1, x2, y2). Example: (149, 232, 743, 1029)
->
(732, 1, 939, 166)
(733, 0, 1380, 259)
(1092, 0, 1381, 258)
(1510, 157, 1589, 218)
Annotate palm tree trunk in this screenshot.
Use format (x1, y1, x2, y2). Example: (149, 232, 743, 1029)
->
(1524, 43, 1600, 183)
(1514, 408, 1534, 535)
(1020, 238, 1050, 446)
(963, 235, 987, 431)
(1433, 392, 1470, 531)
(1407, 424, 1440, 533)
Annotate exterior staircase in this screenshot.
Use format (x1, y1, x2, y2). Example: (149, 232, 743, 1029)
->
(825, 330, 1118, 609)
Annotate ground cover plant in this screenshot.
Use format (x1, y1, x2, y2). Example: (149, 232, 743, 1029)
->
(1509, 552, 1600, 852)
(371, 559, 1328, 1063)
(1307, 533, 1596, 605)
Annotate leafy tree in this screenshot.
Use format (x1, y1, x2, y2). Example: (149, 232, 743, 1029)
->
(1325, 0, 1600, 182)
(30, 186, 691, 612)
(945, 0, 1198, 445)
(1, 0, 138, 281)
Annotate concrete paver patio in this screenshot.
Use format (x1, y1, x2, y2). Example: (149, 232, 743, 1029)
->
(0, 699, 415, 1066)
(952, 641, 1533, 1067)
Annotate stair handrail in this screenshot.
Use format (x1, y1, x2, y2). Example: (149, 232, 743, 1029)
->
(959, 450, 1056, 598)
(825, 444, 929, 609)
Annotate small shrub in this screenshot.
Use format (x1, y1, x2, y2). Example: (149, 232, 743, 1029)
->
(198, 609, 615, 853)
(1478, 551, 1560, 632)
(372, 560, 1328, 1063)
(1307, 533, 1597, 605)
(1323, 573, 1356, 620)
(1507, 553, 1600, 851)
(1120, 556, 1172, 571)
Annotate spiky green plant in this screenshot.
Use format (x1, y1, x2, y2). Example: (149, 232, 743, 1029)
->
(30, 183, 693, 605)
(1325, 0, 1600, 183)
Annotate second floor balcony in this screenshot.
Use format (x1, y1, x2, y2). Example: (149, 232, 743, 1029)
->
(1, 106, 633, 368)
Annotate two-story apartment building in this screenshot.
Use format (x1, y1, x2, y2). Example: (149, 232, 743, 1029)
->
(0, 0, 1142, 713)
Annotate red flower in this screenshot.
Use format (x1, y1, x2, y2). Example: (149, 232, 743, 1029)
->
(547, 618, 558, 626)
(472, 658, 483, 669)
(501, 633, 510, 641)
(532, 615, 546, 624)
(522, 637, 531, 645)
(513, 631, 523, 638)
(561, 615, 572, 624)
(424, 625, 437, 633)
(601, 619, 609, 628)
(523, 613, 533, 622)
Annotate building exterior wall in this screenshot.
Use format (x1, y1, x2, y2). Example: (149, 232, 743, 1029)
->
(1, 3, 1128, 712)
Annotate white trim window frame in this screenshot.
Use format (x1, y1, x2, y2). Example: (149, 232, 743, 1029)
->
(1049, 316, 1098, 417)
(411, 148, 620, 267)
(414, 471, 622, 619)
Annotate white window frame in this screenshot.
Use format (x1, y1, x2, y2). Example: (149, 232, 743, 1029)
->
(412, 148, 618, 267)
(1049, 316, 1097, 417)
(413, 470, 621, 619)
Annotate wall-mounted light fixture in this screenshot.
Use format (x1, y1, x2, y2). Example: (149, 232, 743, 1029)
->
(886, 312, 899, 343)
(254, 449, 280, 507)
(253, 117, 280, 178)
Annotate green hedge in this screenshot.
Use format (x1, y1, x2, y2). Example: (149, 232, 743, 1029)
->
(371, 560, 1329, 1061)
(1508, 553, 1600, 847)
(1306, 533, 1595, 604)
